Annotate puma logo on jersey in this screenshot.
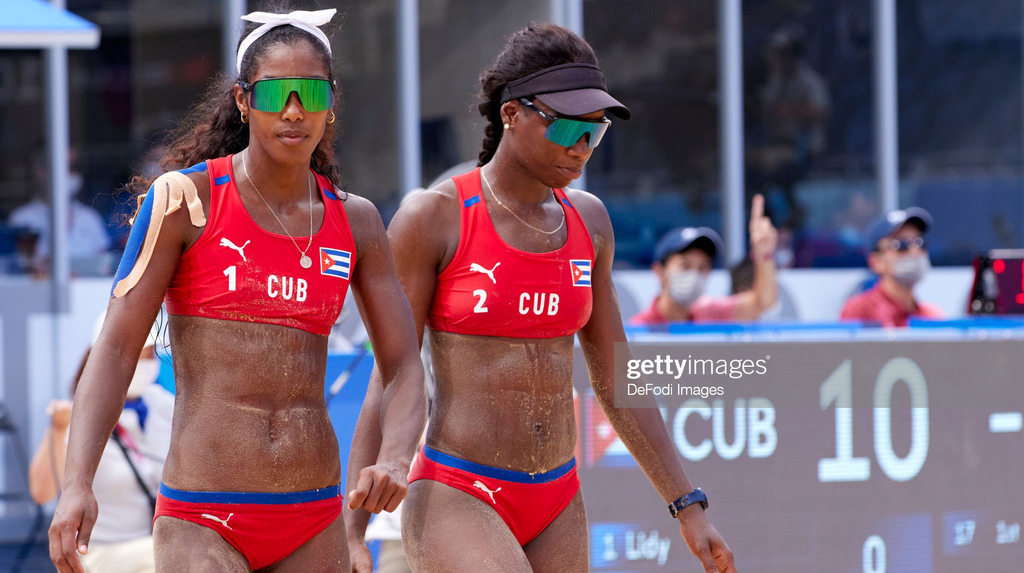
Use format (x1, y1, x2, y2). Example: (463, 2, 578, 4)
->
(219, 238, 250, 262)
(472, 480, 502, 504)
(200, 512, 234, 530)
(469, 262, 500, 284)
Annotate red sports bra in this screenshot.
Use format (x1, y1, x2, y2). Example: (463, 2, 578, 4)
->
(426, 168, 595, 339)
(164, 155, 356, 336)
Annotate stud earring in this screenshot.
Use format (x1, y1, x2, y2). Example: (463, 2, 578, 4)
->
(503, 123, 510, 130)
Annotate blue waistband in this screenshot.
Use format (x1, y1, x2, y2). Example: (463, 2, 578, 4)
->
(158, 483, 342, 505)
(423, 445, 576, 484)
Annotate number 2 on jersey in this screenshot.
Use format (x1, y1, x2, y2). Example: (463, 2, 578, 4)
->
(473, 289, 488, 313)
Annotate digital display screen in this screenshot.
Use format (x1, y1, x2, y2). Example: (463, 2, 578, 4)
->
(971, 250, 1024, 314)
(990, 256, 1024, 312)
(571, 339, 1024, 572)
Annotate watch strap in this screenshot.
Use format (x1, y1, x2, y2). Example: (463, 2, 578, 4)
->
(668, 487, 708, 518)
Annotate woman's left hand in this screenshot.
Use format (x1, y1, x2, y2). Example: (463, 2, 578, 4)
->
(346, 459, 408, 514)
(677, 505, 737, 573)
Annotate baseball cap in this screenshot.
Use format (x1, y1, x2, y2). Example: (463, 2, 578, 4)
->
(867, 207, 933, 249)
(654, 227, 723, 263)
(501, 63, 631, 120)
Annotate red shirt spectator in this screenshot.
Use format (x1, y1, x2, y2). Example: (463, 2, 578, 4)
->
(840, 285, 945, 327)
(840, 206, 945, 327)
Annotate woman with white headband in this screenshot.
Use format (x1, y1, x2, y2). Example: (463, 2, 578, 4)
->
(48, 5, 425, 572)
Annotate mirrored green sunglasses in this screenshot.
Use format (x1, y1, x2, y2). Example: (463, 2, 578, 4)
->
(518, 98, 611, 149)
(238, 77, 335, 113)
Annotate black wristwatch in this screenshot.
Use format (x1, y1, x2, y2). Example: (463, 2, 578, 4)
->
(668, 487, 708, 518)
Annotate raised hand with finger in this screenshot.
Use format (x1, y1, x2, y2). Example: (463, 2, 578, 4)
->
(748, 193, 778, 263)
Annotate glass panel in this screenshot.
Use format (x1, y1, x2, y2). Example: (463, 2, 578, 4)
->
(897, 0, 1024, 265)
(330, 0, 398, 204)
(0, 50, 48, 275)
(586, 0, 721, 269)
(744, 0, 876, 268)
(417, 0, 550, 192)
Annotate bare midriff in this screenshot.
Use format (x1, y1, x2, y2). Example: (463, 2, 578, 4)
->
(426, 329, 577, 473)
(161, 315, 341, 492)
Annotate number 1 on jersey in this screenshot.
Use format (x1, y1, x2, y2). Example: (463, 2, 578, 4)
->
(224, 266, 237, 291)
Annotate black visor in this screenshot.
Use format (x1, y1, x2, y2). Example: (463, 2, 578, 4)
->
(501, 63, 631, 120)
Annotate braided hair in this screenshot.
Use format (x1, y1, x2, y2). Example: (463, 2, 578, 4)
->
(476, 23, 599, 166)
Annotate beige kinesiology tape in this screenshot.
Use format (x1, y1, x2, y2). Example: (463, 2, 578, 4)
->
(112, 171, 207, 298)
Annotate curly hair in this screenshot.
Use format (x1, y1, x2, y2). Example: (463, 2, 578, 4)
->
(476, 23, 599, 167)
(127, 0, 343, 198)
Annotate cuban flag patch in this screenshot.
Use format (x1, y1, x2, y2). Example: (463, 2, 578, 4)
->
(570, 259, 592, 287)
(320, 247, 352, 279)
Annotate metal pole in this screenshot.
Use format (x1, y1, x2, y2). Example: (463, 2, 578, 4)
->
(223, 0, 247, 76)
(397, 0, 422, 194)
(719, 0, 745, 265)
(551, 0, 587, 190)
(552, 0, 584, 35)
(46, 0, 70, 309)
(31, 0, 71, 512)
(873, 0, 899, 212)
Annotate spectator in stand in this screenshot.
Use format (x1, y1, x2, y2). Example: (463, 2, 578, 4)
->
(630, 195, 779, 324)
(840, 207, 945, 327)
(29, 314, 172, 573)
(8, 148, 111, 274)
(746, 24, 831, 232)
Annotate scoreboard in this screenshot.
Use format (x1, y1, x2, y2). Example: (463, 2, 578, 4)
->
(572, 336, 1024, 572)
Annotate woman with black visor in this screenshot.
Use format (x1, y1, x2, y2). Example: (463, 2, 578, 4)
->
(345, 23, 736, 573)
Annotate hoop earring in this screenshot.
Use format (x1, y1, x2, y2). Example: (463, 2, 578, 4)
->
(240, 112, 249, 124)
(327, 110, 336, 124)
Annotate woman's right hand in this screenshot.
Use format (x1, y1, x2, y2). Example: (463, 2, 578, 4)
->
(48, 483, 98, 573)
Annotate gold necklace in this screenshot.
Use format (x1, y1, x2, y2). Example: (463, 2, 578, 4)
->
(242, 151, 315, 269)
(481, 167, 565, 236)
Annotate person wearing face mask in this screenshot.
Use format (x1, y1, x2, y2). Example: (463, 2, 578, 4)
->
(840, 207, 945, 327)
(28, 314, 172, 573)
(8, 149, 112, 273)
(630, 194, 779, 324)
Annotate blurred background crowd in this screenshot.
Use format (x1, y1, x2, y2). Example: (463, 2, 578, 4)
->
(3, 0, 1021, 278)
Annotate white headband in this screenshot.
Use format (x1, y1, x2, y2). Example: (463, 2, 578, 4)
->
(236, 9, 336, 75)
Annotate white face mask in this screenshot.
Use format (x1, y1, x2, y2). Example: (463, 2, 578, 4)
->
(66, 172, 83, 199)
(891, 254, 930, 288)
(126, 357, 159, 399)
(667, 270, 707, 307)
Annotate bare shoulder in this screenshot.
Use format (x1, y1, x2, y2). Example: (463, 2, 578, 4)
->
(391, 179, 459, 232)
(388, 179, 461, 269)
(184, 169, 212, 210)
(564, 187, 613, 253)
(339, 191, 381, 228)
(336, 191, 387, 258)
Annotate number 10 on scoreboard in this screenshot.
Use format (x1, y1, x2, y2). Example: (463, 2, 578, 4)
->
(818, 358, 930, 483)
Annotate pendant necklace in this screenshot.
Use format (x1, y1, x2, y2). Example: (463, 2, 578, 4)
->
(242, 151, 314, 269)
